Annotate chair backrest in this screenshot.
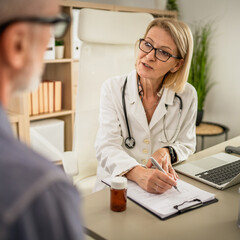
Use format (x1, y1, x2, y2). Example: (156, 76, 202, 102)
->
(73, 8, 153, 179)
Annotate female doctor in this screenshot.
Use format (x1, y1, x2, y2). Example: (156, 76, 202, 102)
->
(94, 18, 197, 194)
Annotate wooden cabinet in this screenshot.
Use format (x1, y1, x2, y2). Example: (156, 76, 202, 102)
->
(8, 0, 177, 153)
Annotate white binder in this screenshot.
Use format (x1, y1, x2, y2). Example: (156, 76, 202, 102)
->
(72, 9, 82, 59)
(44, 31, 55, 60)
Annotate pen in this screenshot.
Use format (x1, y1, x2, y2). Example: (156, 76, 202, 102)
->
(150, 157, 180, 193)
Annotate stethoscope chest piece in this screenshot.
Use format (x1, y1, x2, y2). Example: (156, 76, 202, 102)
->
(125, 137, 135, 149)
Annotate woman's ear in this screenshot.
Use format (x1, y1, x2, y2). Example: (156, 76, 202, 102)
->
(1, 23, 30, 70)
(170, 59, 184, 73)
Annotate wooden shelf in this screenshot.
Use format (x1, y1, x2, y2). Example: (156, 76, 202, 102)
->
(29, 110, 74, 121)
(59, 0, 177, 18)
(44, 58, 72, 64)
(8, 111, 22, 123)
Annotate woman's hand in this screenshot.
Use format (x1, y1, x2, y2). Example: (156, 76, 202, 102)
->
(146, 148, 178, 180)
(125, 166, 177, 194)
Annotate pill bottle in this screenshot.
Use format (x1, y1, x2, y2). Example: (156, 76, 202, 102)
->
(110, 177, 127, 212)
(238, 187, 240, 228)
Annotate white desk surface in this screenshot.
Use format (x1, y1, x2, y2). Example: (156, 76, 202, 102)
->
(83, 136, 240, 240)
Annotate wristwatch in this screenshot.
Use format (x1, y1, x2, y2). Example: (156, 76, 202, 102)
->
(164, 146, 177, 164)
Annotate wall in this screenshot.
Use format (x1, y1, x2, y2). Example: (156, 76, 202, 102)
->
(76, 0, 240, 149)
(75, 0, 156, 8)
(178, 0, 240, 149)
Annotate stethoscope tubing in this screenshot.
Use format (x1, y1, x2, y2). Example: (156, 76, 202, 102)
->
(122, 77, 183, 148)
(163, 94, 183, 143)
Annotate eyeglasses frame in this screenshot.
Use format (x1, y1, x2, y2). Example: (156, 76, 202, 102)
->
(139, 38, 182, 62)
(0, 13, 71, 39)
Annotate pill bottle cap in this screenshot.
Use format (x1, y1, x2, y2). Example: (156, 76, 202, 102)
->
(111, 177, 127, 189)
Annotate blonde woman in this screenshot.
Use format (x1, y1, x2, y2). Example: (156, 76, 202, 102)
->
(95, 18, 197, 194)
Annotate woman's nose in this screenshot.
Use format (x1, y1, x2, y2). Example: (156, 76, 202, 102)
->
(146, 49, 156, 61)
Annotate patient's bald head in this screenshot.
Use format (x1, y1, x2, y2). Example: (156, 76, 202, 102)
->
(0, 0, 59, 24)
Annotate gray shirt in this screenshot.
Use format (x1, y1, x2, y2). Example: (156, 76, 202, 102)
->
(0, 103, 84, 240)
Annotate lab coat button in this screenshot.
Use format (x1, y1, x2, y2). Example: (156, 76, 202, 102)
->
(144, 139, 150, 144)
(141, 159, 147, 164)
(142, 149, 148, 154)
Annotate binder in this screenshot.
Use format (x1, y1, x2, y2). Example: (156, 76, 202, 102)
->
(72, 9, 82, 59)
(102, 178, 217, 220)
(44, 31, 55, 60)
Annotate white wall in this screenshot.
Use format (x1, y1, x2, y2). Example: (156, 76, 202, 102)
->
(75, 0, 156, 8)
(76, 0, 240, 149)
(178, 0, 240, 149)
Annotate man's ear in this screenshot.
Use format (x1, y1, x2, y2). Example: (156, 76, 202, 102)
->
(0, 23, 30, 70)
(170, 59, 184, 73)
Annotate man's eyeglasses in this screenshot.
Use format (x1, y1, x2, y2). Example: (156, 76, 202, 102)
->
(0, 13, 71, 39)
(139, 38, 182, 62)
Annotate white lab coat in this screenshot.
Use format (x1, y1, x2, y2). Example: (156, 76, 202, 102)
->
(94, 70, 197, 191)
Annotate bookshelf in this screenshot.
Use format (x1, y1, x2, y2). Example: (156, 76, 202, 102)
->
(8, 0, 177, 155)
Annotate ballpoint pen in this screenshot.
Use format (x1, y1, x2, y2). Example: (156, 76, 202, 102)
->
(150, 157, 181, 193)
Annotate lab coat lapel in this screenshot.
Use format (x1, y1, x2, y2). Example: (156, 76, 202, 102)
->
(126, 73, 149, 134)
(149, 88, 175, 130)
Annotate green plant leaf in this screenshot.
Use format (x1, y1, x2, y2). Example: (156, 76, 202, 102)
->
(188, 23, 215, 110)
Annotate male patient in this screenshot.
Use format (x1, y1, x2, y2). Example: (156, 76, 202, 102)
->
(0, 0, 84, 239)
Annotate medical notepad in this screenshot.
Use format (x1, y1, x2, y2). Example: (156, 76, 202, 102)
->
(102, 178, 217, 219)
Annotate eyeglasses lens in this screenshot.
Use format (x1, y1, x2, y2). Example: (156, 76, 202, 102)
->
(139, 39, 169, 62)
(54, 21, 68, 39)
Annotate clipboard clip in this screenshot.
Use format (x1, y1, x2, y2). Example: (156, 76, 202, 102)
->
(173, 198, 203, 213)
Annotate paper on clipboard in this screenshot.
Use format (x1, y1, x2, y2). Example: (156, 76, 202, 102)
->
(102, 178, 216, 219)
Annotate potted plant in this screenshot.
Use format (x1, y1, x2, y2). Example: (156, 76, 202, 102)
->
(166, 0, 179, 12)
(55, 39, 64, 59)
(188, 23, 214, 126)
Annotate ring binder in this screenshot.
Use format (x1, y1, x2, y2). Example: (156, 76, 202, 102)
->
(174, 198, 203, 213)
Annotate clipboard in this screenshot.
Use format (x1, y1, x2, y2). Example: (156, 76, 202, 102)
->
(102, 178, 218, 220)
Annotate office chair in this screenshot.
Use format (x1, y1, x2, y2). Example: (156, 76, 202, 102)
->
(62, 8, 153, 195)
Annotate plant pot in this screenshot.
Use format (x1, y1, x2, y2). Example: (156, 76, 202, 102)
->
(155, 0, 167, 9)
(196, 109, 204, 126)
(55, 46, 64, 59)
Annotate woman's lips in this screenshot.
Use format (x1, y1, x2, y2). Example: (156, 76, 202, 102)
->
(142, 62, 153, 69)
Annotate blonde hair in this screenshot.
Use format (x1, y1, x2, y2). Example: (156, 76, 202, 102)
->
(142, 18, 193, 93)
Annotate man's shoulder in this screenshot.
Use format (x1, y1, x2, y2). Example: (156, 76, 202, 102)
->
(0, 131, 76, 225)
(0, 130, 61, 179)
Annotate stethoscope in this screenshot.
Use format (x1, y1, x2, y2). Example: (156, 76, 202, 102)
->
(122, 77, 183, 149)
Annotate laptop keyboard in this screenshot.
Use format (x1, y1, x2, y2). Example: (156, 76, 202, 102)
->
(195, 160, 240, 185)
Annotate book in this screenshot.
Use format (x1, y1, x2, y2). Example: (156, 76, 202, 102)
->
(48, 81, 54, 113)
(31, 88, 39, 115)
(42, 81, 49, 113)
(102, 178, 217, 219)
(38, 83, 44, 114)
(54, 81, 62, 112)
(29, 93, 32, 116)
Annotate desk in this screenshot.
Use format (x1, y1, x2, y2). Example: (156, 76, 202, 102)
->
(83, 136, 240, 240)
(196, 121, 229, 150)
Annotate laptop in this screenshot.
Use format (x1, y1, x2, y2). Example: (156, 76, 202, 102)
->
(174, 152, 240, 189)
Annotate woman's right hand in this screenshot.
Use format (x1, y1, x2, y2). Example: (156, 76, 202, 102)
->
(125, 166, 177, 194)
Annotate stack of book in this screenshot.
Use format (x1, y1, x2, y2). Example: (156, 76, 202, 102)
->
(29, 80, 62, 116)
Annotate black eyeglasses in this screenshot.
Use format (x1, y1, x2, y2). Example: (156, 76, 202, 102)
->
(139, 38, 182, 62)
(0, 13, 71, 39)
